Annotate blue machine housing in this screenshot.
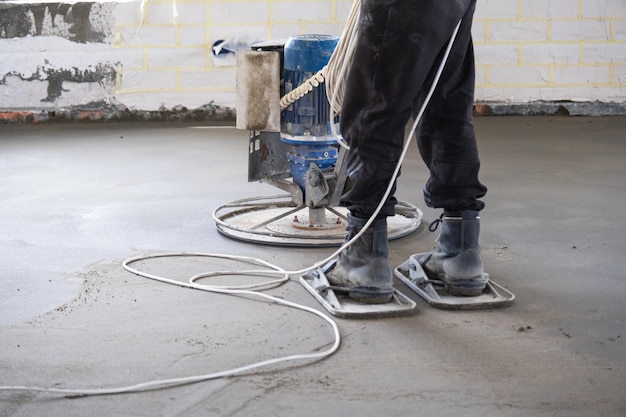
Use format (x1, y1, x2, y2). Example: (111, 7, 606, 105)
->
(281, 34, 339, 195)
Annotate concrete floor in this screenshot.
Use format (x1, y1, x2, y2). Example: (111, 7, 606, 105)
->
(0, 117, 625, 416)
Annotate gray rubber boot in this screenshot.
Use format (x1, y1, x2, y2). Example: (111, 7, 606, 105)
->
(326, 214, 394, 304)
(420, 210, 488, 296)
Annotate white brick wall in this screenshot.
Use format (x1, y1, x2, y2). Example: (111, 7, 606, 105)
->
(146, 3, 177, 24)
(583, 44, 626, 63)
(489, 66, 550, 85)
(211, 1, 270, 24)
(476, 0, 519, 19)
(110, 0, 626, 109)
(521, 0, 579, 19)
(0, 0, 624, 112)
(488, 21, 549, 42)
(147, 48, 208, 68)
(582, 0, 626, 17)
(179, 26, 208, 46)
(475, 45, 520, 65)
(474, 0, 625, 104)
(175, 3, 209, 24)
(119, 69, 179, 91)
(553, 65, 611, 84)
(523, 44, 579, 65)
(118, 25, 178, 46)
(272, 0, 330, 21)
(616, 65, 626, 84)
(550, 19, 612, 41)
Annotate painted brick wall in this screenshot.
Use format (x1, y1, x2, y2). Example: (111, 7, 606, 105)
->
(112, 0, 626, 109)
(1, 0, 624, 114)
(473, 0, 626, 103)
(111, 0, 354, 110)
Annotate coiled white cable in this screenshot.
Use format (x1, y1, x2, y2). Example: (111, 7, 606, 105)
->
(0, 253, 340, 398)
(326, 0, 361, 151)
(280, 68, 327, 110)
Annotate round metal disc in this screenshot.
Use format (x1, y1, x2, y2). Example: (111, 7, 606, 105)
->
(213, 194, 422, 247)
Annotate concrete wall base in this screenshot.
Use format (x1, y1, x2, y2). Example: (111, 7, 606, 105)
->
(474, 101, 626, 117)
(0, 102, 235, 124)
(1, 100, 625, 125)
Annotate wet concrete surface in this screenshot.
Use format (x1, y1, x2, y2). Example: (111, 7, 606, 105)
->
(0, 117, 625, 416)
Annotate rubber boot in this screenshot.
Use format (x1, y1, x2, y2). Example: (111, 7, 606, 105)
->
(326, 214, 394, 304)
(420, 210, 488, 296)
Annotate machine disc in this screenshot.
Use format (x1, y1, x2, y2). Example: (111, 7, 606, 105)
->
(213, 194, 422, 247)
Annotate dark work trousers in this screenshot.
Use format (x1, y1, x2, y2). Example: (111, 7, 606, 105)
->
(339, 0, 487, 219)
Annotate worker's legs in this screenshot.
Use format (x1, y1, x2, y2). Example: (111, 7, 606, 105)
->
(414, 1, 488, 295)
(339, 0, 478, 218)
(328, 0, 478, 302)
(416, 1, 486, 212)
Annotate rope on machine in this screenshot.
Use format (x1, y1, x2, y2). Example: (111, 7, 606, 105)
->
(279, 0, 361, 112)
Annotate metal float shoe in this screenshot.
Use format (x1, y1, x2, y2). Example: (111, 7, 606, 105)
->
(300, 261, 416, 318)
(394, 254, 514, 310)
(395, 211, 514, 310)
(300, 215, 416, 318)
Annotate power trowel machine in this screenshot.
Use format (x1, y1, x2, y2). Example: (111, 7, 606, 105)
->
(214, 34, 514, 317)
(215, 35, 422, 247)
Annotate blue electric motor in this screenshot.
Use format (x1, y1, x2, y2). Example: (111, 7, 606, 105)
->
(281, 34, 339, 195)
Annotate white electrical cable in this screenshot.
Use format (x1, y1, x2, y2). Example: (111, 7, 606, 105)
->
(0, 15, 462, 400)
(0, 253, 340, 398)
(326, 0, 361, 151)
(324, 0, 361, 116)
(280, 68, 327, 110)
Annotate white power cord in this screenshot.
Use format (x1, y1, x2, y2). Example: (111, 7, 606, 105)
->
(326, 0, 361, 151)
(0, 12, 462, 399)
(0, 253, 340, 398)
(280, 68, 327, 110)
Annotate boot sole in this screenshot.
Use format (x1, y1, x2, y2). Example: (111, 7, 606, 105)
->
(444, 274, 489, 297)
(349, 286, 395, 304)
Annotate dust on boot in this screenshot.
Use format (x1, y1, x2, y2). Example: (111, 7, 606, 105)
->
(326, 214, 394, 304)
(420, 210, 488, 296)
